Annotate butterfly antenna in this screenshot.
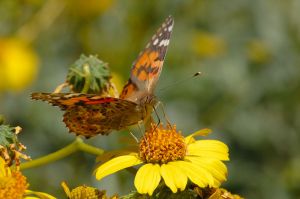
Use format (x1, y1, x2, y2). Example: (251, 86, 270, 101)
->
(126, 124, 142, 143)
(158, 71, 203, 92)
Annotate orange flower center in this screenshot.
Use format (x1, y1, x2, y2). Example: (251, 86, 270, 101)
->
(139, 124, 187, 164)
(69, 185, 105, 199)
(0, 171, 28, 198)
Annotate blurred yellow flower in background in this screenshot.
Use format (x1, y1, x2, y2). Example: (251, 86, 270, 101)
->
(67, 0, 115, 17)
(0, 38, 39, 92)
(247, 39, 271, 64)
(109, 72, 124, 97)
(192, 31, 226, 58)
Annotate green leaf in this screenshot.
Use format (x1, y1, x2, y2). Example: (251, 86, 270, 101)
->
(0, 124, 18, 148)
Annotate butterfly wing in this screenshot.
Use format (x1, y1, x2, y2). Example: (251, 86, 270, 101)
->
(31, 16, 174, 137)
(120, 16, 174, 102)
(63, 99, 145, 137)
(31, 93, 145, 137)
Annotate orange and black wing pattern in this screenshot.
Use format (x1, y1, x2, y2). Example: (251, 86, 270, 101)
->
(31, 16, 175, 137)
(31, 93, 144, 137)
(120, 16, 174, 102)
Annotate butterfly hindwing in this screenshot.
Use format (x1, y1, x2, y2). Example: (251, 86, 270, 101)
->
(31, 92, 145, 137)
(63, 99, 145, 137)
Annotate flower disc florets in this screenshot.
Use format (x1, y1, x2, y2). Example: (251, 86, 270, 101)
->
(0, 170, 28, 198)
(139, 124, 187, 164)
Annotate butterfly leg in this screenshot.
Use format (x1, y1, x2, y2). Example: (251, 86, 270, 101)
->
(150, 105, 161, 133)
(137, 120, 146, 136)
(156, 101, 172, 128)
(129, 131, 139, 143)
(126, 121, 144, 143)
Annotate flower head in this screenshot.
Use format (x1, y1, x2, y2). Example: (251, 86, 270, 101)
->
(95, 124, 229, 196)
(139, 124, 187, 164)
(0, 155, 56, 199)
(61, 181, 112, 199)
(0, 157, 28, 198)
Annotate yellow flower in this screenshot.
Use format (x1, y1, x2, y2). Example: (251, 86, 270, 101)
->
(192, 31, 226, 58)
(67, 0, 115, 17)
(24, 190, 57, 199)
(0, 38, 39, 92)
(61, 181, 113, 199)
(247, 39, 271, 64)
(0, 157, 56, 199)
(194, 187, 244, 199)
(95, 124, 229, 196)
(0, 156, 28, 198)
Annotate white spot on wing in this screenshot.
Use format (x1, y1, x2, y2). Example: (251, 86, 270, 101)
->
(153, 38, 159, 45)
(159, 39, 165, 46)
(168, 24, 173, 32)
(165, 39, 170, 46)
(159, 39, 169, 47)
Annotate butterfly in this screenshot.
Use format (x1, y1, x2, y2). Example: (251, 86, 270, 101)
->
(31, 16, 174, 138)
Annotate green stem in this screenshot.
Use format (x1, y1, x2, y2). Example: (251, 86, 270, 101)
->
(81, 64, 91, 94)
(77, 141, 104, 156)
(20, 138, 104, 170)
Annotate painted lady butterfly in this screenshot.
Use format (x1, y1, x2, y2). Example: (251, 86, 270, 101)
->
(31, 16, 174, 138)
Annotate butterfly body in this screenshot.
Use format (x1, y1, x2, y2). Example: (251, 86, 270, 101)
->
(31, 16, 173, 138)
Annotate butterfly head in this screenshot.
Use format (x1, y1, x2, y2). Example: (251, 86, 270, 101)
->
(140, 93, 157, 107)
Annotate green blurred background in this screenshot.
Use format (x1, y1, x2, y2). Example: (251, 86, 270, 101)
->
(1, 0, 300, 198)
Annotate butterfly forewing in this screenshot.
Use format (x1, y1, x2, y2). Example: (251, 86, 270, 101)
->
(120, 16, 174, 102)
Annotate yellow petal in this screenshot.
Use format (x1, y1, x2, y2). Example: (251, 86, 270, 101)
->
(134, 164, 161, 195)
(185, 129, 212, 144)
(160, 163, 188, 192)
(0, 157, 11, 177)
(61, 181, 71, 197)
(25, 190, 57, 199)
(95, 154, 142, 180)
(188, 140, 229, 160)
(185, 156, 227, 186)
(0, 157, 6, 177)
(169, 161, 215, 187)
